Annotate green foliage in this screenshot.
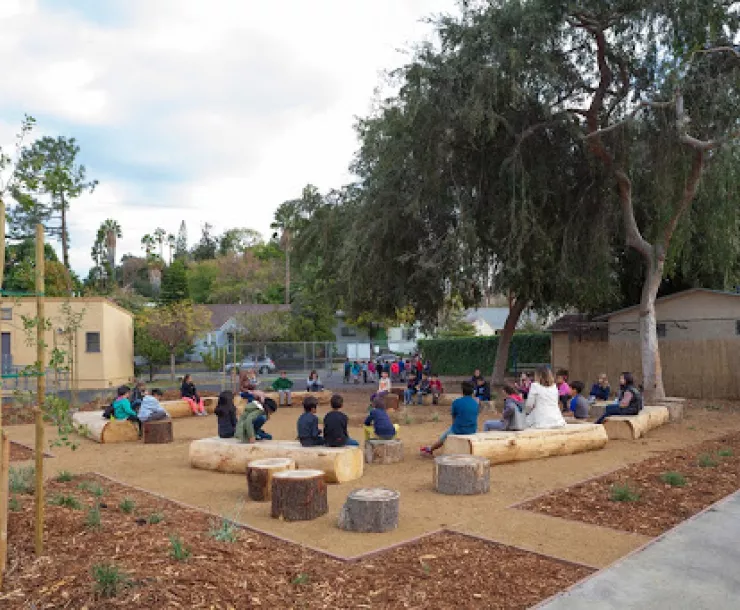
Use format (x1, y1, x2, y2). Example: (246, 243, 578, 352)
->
(86, 504, 102, 530)
(92, 563, 130, 598)
(202, 348, 227, 372)
(609, 484, 641, 503)
(659, 472, 687, 487)
(160, 259, 190, 303)
(147, 512, 165, 524)
(56, 470, 74, 482)
(291, 573, 311, 585)
(418, 334, 550, 375)
(9, 465, 35, 494)
(208, 517, 240, 543)
(78, 480, 106, 497)
(9, 496, 21, 512)
(49, 494, 83, 509)
(718, 448, 734, 458)
(168, 534, 191, 561)
(119, 498, 136, 514)
(191, 223, 218, 261)
(697, 454, 719, 468)
(43, 395, 80, 450)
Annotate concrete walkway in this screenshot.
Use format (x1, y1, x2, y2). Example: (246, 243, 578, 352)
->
(538, 491, 740, 610)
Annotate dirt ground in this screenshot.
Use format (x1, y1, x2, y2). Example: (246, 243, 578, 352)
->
(7, 390, 740, 569)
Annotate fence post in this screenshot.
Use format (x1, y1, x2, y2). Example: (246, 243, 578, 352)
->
(0, 431, 9, 588)
(35, 223, 45, 556)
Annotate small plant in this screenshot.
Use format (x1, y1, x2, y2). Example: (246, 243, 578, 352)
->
(421, 562, 431, 575)
(403, 413, 414, 425)
(168, 534, 190, 561)
(49, 494, 83, 510)
(718, 448, 734, 458)
(86, 504, 102, 530)
(9, 496, 21, 512)
(9, 465, 35, 495)
(78, 481, 106, 497)
(704, 404, 722, 411)
(659, 472, 687, 487)
(92, 562, 129, 598)
(119, 498, 136, 514)
(56, 470, 74, 482)
(697, 453, 718, 468)
(208, 517, 239, 543)
(609, 483, 640, 503)
(292, 573, 310, 585)
(147, 512, 165, 524)
(431, 412, 441, 423)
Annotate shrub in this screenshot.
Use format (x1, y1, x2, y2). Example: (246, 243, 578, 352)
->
(609, 483, 640, 502)
(56, 470, 74, 482)
(86, 504, 102, 530)
(292, 573, 310, 585)
(659, 472, 687, 487)
(147, 512, 165, 524)
(49, 494, 83, 510)
(9, 465, 35, 495)
(119, 498, 136, 514)
(418, 334, 550, 375)
(208, 517, 239, 543)
(92, 563, 129, 598)
(718, 448, 734, 458)
(168, 534, 190, 561)
(9, 496, 21, 512)
(78, 481, 106, 497)
(697, 453, 718, 468)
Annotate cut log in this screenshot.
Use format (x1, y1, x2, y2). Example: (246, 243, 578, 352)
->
(142, 419, 173, 444)
(364, 439, 403, 464)
(161, 397, 218, 418)
(383, 393, 400, 411)
(189, 438, 363, 483)
(434, 455, 490, 495)
(72, 411, 139, 444)
(246, 457, 296, 502)
(390, 388, 405, 402)
(444, 424, 608, 465)
(603, 405, 670, 440)
(654, 397, 686, 422)
(271, 469, 328, 521)
(338, 488, 400, 532)
(234, 390, 333, 413)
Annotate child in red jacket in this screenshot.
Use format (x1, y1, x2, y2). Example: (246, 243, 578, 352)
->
(430, 374, 444, 405)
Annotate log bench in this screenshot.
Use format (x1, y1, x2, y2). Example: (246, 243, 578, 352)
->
(444, 424, 608, 464)
(161, 396, 218, 418)
(72, 410, 139, 444)
(234, 390, 333, 411)
(189, 437, 363, 483)
(603, 405, 670, 440)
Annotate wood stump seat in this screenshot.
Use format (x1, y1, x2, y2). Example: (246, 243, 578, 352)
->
(603, 405, 670, 440)
(142, 419, 173, 444)
(364, 439, 403, 464)
(434, 455, 490, 495)
(338, 488, 400, 532)
(271, 469, 328, 521)
(246, 457, 296, 501)
(72, 411, 139, 444)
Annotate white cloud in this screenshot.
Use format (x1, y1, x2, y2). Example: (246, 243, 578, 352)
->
(0, 0, 457, 277)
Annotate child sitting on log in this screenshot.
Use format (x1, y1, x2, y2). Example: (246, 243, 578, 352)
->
(483, 385, 525, 431)
(138, 388, 169, 424)
(214, 390, 237, 438)
(364, 395, 400, 441)
(555, 370, 571, 413)
(297, 396, 324, 446)
(130, 381, 146, 412)
(181, 374, 207, 416)
(323, 394, 359, 447)
(113, 385, 142, 438)
(272, 371, 294, 406)
(403, 376, 419, 405)
(236, 396, 278, 443)
(430, 374, 444, 405)
(569, 381, 590, 420)
(474, 377, 492, 410)
(420, 381, 479, 456)
(378, 371, 392, 394)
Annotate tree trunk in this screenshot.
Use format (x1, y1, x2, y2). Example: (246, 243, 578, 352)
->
(491, 299, 528, 386)
(270, 469, 328, 521)
(364, 439, 404, 465)
(169, 350, 176, 383)
(60, 193, 69, 270)
(338, 488, 400, 532)
(639, 253, 666, 402)
(433, 455, 490, 495)
(143, 419, 173, 444)
(246, 457, 296, 501)
(285, 244, 291, 304)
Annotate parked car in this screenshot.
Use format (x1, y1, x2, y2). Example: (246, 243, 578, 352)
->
(224, 357, 276, 374)
(377, 352, 400, 363)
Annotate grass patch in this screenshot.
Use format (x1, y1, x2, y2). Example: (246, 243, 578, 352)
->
(697, 453, 718, 468)
(659, 472, 687, 487)
(86, 504, 102, 530)
(91, 562, 130, 598)
(78, 481, 106, 497)
(292, 573, 310, 585)
(403, 413, 414, 425)
(9, 496, 21, 512)
(55, 470, 74, 483)
(119, 498, 136, 514)
(431, 412, 441, 423)
(49, 494, 83, 510)
(704, 404, 722, 411)
(9, 465, 35, 495)
(208, 517, 239, 543)
(609, 483, 641, 503)
(147, 512, 165, 524)
(718, 448, 734, 458)
(168, 534, 190, 561)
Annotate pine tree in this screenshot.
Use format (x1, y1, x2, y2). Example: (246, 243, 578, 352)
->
(160, 259, 189, 303)
(174, 221, 188, 260)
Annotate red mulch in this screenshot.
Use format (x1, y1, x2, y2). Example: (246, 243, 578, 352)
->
(2, 475, 592, 608)
(520, 433, 740, 537)
(1, 404, 35, 426)
(9, 442, 34, 462)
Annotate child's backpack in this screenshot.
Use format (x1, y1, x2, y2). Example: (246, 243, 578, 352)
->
(102, 403, 115, 419)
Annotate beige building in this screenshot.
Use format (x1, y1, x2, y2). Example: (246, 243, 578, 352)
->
(0, 297, 134, 390)
(550, 289, 740, 399)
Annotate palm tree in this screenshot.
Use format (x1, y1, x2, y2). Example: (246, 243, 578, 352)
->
(167, 233, 176, 264)
(101, 219, 122, 270)
(271, 200, 300, 305)
(153, 227, 166, 259)
(141, 234, 155, 257)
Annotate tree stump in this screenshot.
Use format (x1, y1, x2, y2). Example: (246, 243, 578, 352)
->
(271, 469, 328, 521)
(383, 393, 399, 411)
(390, 388, 405, 402)
(433, 455, 490, 495)
(364, 439, 403, 464)
(142, 419, 173, 444)
(246, 457, 296, 502)
(338, 488, 400, 532)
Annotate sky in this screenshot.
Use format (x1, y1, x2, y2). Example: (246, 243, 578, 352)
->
(0, 0, 457, 277)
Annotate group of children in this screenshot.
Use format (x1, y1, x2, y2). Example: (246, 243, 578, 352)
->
(344, 356, 431, 385)
(107, 382, 170, 437)
(403, 373, 444, 405)
(268, 369, 325, 407)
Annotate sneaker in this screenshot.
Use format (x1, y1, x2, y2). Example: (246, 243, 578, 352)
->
(419, 446, 433, 457)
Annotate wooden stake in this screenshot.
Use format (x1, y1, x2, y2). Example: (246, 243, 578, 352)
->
(34, 224, 45, 556)
(0, 432, 9, 589)
(0, 197, 5, 431)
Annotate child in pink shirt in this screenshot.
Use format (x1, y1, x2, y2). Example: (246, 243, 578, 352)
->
(556, 370, 571, 413)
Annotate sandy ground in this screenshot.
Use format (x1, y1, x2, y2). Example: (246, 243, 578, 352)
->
(7, 391, 740, 569)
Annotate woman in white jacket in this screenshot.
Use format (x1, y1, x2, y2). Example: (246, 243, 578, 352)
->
(525, 367, 566, 429)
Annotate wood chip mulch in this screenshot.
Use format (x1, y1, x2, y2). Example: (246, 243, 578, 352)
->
(2, 475, 592, 609)
(519, 432, 740, 537)
(9, 442, 34, 462)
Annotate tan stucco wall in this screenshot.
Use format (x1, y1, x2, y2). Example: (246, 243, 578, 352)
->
(608, 292, 740, 343)
(0, 297, 133, 390)
(550, 332, 571, 371)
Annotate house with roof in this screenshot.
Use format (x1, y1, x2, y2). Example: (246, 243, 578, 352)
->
(464, 307, 543, 336)
(548, 289, 740, 398)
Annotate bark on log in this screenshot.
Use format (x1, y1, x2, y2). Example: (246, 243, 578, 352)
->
(434, 455, 490, 495)
(364, 439, 404, 464)
(143, 419, 173, 444)
(654, 397, 686, 422)
(189, 438, 363, 483)
(246, 457, 296, 502)
(603, 405, 670, 440)
(383, 393, 399, 411)
(161, 397, 218, 418)
(444, 424, 608, 465)
(338, 488, 400, 532)
(72, 411, 139, 444)
(270, 469, 328, 521)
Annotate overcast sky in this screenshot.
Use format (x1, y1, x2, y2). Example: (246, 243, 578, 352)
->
(0, 0, 456, 276)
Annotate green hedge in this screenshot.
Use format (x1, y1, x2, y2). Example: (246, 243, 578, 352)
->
(418, 334, 551, 376)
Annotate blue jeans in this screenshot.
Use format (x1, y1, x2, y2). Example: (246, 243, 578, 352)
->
(595, 403, 623, 425)
(346, 438, 359, 446)
(404, 389, 415, 404)
(438, 426, 454, 443)
(484, 420, 506, 431)
(253, 414, 272, 440)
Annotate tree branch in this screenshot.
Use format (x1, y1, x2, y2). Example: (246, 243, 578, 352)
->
(614, 169, 652, 258)
(662, 149, 705, 252)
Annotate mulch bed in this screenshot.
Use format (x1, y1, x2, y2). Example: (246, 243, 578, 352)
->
(9, 442, 34, 462)
(519, 432, 740, 537)
(2, 475, 592, 608)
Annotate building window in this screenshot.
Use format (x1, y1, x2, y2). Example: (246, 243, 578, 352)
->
(656, 323, 667, 338)
(86, 332, 101, 353)
(0, 308, 11, 321)
(340, 326, 356, 337)
(403, 327, 417, 341)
